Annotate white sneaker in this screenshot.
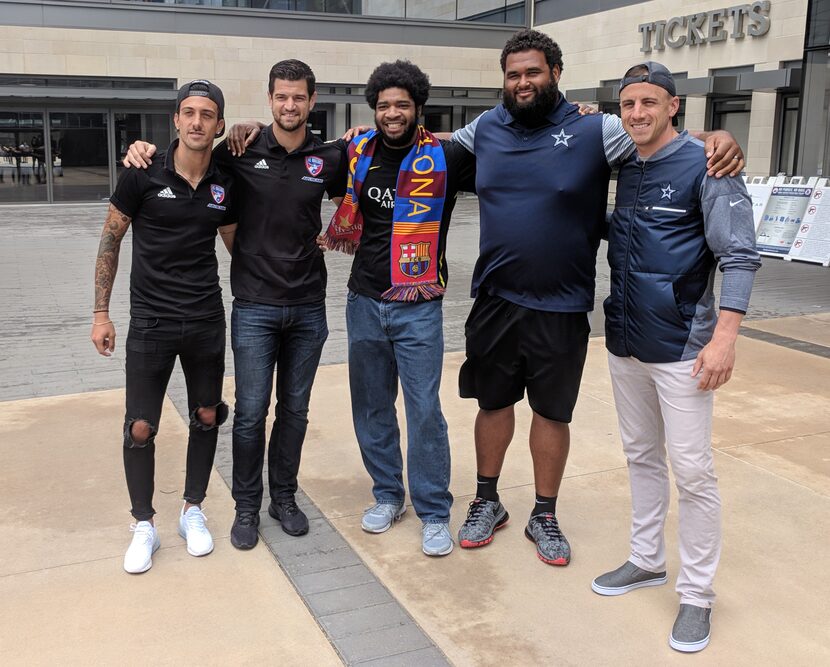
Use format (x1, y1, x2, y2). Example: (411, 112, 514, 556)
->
(124, 521, 160, 574)
(178, 505, 214, 557)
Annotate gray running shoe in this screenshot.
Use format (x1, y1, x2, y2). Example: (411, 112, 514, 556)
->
(422, 522, 454, 556)
(361, 501, 406, 533)
(458, 498, 509, 548)
(524, 513, 570, 565)
(669, 604, 712, 653)
(591, 561, 667, 596)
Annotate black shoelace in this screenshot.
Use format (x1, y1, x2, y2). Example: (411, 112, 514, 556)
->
(279, 501, 299, 516)
(465, 499, 491, 525)
(236, 511, 257, 526)
(532, 512, 563, 540)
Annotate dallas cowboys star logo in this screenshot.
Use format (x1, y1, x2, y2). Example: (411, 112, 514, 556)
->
(552, 129, 573, 147)
(660, 184, 676, 201)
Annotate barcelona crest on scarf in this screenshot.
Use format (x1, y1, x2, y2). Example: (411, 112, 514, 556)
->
(323, 126, 447, 301)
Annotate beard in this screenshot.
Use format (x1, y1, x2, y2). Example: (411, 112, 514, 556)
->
(379, 119, 418, 147)
(503, 81, 560, 128)
(275, 113, 305, 132)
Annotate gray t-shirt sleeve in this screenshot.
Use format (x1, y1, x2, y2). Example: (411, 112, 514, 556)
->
(700, 174, 761, 313)
(602, 113, 636, 167)
(450, 111, 486, 154)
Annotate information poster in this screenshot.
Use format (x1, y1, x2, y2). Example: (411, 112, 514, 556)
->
(755, 186, 812, 256)
(786, 183, 830, 266)
(745, 178, 774, 232)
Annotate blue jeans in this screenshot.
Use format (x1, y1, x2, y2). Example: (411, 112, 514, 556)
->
(231, 298, 327, 512)
(346, 291, 452, 524)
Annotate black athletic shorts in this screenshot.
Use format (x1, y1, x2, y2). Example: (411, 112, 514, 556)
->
(458, 293, 590, 423)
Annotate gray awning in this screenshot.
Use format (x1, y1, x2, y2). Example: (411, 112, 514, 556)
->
(563, 86, 618, 103)
(737, 68, 802, 93)
(0, 86, 178, 102)
(676, 75, 742, 97)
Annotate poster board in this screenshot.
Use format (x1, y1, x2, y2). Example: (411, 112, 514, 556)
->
(785, 178, 830, 266)
(754, 177, 815, 257)
(744, 176, 774, 233)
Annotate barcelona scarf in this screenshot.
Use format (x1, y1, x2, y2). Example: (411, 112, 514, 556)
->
(323, 126, 447, 301)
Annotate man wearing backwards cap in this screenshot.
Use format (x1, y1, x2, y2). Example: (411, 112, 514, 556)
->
(91, 79, 236, 573)
(590, 62, 760, 653)
(124, 61, 348, 550)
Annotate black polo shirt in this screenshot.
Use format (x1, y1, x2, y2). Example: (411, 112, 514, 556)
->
(213, 126, 348, 306)
(110, 139, 234, 320)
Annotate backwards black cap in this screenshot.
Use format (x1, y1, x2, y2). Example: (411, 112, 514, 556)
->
(176, 79, 225, 120)
(619, 61, 677, 97)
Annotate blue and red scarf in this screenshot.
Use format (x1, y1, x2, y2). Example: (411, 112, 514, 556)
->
(323, 126, 447, 301)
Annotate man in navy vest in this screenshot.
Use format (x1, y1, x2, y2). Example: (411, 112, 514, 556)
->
(590, 62, 759, 653)
(450, 30, 744, 568)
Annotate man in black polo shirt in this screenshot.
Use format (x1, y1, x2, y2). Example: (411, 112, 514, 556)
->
(92, 80, 235, 574)
(125, 60, 347, 549)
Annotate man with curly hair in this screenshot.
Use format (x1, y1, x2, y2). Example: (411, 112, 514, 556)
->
(451, 29, 745, 568)
(324, 60, 476, 556)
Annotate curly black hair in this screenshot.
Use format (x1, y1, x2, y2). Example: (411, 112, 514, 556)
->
(365, 60, 430, 109)
(500, 29, 564, 74)
(269, 59, 316, 96)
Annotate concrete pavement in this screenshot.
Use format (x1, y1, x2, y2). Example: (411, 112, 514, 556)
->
(1, 202, 829, 664)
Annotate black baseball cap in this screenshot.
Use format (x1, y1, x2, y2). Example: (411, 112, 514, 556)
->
(176, 79, 225, 119)
(619, 61, 676, 97)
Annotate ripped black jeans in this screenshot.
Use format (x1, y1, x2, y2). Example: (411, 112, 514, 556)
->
(124, 314, 228, 521)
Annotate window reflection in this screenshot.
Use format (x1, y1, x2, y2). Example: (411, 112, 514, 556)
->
(0, 112, 48, 203)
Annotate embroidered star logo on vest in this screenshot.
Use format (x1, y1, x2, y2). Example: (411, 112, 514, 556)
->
(660, 184, 676, 201)
(551, 129, 573, 147)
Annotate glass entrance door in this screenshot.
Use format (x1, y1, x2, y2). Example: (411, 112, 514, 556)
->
(114, 111, 172, 181)
(0, 111, 48, 203)
(49, 112, 110, 202)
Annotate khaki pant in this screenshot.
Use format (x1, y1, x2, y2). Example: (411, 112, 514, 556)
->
(608, 353, 721, 608)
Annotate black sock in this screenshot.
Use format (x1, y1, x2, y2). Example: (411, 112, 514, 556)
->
(531, 494, 557, 518)
(476, 473, 500, 502)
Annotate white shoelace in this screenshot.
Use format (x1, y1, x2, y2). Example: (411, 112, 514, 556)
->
(184, 509, 209, 534)
(129, 522, 155, 544)
(423, 524, 448, 540)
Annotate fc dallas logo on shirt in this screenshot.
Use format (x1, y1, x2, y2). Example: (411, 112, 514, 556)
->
(305, 156, 324, 177)
(210, 184, 225, 204)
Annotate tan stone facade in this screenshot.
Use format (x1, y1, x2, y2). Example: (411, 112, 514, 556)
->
(0, 25, 504, 129)
(538, 0, 809, 177)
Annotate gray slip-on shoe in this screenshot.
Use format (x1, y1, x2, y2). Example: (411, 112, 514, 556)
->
(669, 604, 712, 653)
(591, 560, 667, 596)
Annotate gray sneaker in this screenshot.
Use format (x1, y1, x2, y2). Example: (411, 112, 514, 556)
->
(524, 513, 570, 565)
(361, 501, 406, 533)
(458, 498, 509, 548)
(669, 604, 712, 653)
(591, 561, 668, 596)
(422, 522, 454, 556)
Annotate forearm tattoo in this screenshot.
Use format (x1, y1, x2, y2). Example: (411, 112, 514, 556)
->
(94, 205, 131, 311)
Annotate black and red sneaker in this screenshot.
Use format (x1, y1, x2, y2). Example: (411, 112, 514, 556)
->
(524, 512, 571, 565)
(458, 498, 509, 548)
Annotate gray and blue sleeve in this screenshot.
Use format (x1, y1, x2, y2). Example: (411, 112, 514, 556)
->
(450, 111, 485, 154)
(700, 174, 761, 314)
(602, 113, 636, 167)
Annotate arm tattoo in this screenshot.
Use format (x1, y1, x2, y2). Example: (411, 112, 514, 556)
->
(94, 204, 131, 311)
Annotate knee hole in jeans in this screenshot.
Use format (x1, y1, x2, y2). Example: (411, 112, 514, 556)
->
(124, 418, 157, 449)
(190, 400, 229, 431)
